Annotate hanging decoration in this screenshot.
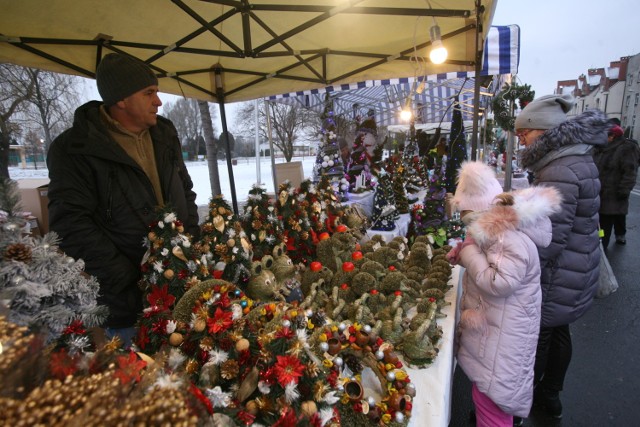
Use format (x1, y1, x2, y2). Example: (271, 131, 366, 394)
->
(491, 82, 535, 132)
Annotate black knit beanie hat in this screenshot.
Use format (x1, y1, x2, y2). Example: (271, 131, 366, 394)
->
(96, 53, 158, 106)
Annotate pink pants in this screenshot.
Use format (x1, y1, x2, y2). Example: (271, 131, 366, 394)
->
(472, 383, 513, 427)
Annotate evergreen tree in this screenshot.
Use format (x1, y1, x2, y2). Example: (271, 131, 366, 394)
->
(0, 178, 107, 343)
(408, 155, 448, 243)
(140, 205, 210, 306)
(445, 99, 467, 193)
(312, 102, 346, 201)
(275, 180, 315, 264)
(316, 174, 346, 233)
(240, 184, 283, 260)
(370, 170, 399, 231)
(199, 195, 252, 286)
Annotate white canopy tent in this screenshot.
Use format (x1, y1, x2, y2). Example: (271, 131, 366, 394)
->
(0, 0, 502, 212)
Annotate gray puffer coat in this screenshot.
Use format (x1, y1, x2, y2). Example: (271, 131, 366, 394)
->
(519, 109, 608, 327)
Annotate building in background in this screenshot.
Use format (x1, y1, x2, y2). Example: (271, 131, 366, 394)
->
(555, 54, 640, 141)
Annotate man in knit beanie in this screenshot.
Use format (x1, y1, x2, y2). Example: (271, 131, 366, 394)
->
(47, 53, 199, 348)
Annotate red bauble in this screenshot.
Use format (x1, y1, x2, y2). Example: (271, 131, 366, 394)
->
(342, 261, 355, 272)
(351, 251, 363, 261)
(310, 261, 323, 272)
(319, 232, 331, 241)
(336, 225, 348, 233)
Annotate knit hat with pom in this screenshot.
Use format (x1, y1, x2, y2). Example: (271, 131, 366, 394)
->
(452, 161, 504, 212)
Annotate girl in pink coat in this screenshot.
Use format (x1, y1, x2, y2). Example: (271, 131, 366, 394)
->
(447, 161, 561, 427)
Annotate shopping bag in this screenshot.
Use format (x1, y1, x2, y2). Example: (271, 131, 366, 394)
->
(596, 242, 618, 298)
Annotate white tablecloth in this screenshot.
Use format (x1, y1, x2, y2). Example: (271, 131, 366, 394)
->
(407, 265, 462, 427)
(343, 190, 375, 217)
(363, 213, 411, 243)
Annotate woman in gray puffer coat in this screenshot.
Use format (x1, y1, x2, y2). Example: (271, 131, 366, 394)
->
(447, 161, 561, 425)
(515, 94, 609, 419)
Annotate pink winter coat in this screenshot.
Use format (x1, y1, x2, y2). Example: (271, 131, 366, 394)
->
(455, 186, 561, 417)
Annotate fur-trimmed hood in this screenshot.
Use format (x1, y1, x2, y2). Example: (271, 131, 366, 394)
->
(466, 186, 562, 248)
(519, 109, 609, 171)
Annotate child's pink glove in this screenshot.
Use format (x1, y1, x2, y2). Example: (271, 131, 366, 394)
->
(446, 236, 477, 265)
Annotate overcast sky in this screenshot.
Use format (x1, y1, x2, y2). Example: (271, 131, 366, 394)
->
(491, 0, 640, 95)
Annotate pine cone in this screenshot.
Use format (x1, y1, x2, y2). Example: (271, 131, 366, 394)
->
(4, 243, 32, 262)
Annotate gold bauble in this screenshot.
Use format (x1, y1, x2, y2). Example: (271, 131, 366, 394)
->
(194, 319, 207, 332)
(245, 400, 259, 415)
(172, 246, 188, 262)
(169, 332, 184, 346)
(163, 269, 175, 279)
(213, 215, 225, 233)
(177, 225, 184, 233)
(301, 400, 317, 417)
(235, 338, 250, 352)
(227, 238, 236, 248)
(148, 231, 157, 241)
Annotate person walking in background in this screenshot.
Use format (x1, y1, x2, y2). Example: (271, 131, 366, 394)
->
(447, 161, 561, 427)
(593, 121, 640, 248)
(515, 94, 609, 419)
(47, 53, 200, 347)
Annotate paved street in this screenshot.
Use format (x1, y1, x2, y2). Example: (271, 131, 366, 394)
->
(448, 182, 640, 427)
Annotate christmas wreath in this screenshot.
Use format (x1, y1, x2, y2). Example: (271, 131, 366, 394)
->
(491, 82, 535, 131)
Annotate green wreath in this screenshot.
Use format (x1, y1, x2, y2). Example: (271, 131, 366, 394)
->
(491, 82, 535, 131)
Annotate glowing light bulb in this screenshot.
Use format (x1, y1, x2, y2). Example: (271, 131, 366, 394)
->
(400, 109, 413, 121)
(429, 39, 448, 64)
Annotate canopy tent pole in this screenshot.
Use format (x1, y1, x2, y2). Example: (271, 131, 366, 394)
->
(254, 98, 261, 186)
(265, 101, 278, 194)
(214, 67, 239, 215)
(470, 0, 484, 161)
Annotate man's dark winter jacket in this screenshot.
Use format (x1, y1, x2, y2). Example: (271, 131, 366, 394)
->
(519, 109, 608, 327)
(593, 135, 640, 215)
(47, 101, 199, 328)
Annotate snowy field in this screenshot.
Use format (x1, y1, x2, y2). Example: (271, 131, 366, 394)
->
(9, 156, 318, 206)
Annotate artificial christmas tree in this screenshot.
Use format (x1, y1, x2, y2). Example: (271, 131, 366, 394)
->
(240, 184, 283, 260)
(445, 99, 467, 193)
(140, 205, 209, 307)
(408, 155, 448, 245)
(312, 102, 347, 200)
(370, 170, 399, 231)
(199, 195, 252, 286)
(275, 181, 315, 264)
(0, 178, 107, 343)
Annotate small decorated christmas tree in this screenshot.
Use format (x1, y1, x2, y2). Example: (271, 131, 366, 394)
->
(199, 195, 252, 286)
(370, 170, 399, 231)
(140, 205, 209, 306)
(408, 156, 448, 244)
(316, 174, 346, 233)
(240, 184, 283, 260)
(445, 99, 467, 193)
(275, 181, 316, 264)
(313, 103, 346, 184)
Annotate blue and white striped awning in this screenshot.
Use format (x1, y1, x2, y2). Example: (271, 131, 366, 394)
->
(267, 25, 520, 126)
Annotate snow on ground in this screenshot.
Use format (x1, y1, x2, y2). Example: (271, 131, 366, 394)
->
(9, 156, 318, 206)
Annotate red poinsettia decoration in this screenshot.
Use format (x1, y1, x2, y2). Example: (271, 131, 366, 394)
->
(146, 284, 176, 309)
(207, 307, 234, 334)
(113, 351, 147, 385)
(63, 319, 86, 335)
(273, 354, 305, 386)
(49, 348, 79, 380)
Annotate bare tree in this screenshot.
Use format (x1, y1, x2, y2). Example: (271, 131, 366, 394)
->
(162, 98, 202, 160)
(23, 129, 45, 170)
(198, 100, 222, 197)
(23, 68, 81, 151)
(0, 64, 35, 178)
(235, 100, 315, 162)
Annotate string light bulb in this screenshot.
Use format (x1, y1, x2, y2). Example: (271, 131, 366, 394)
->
(429, 24, 448, 64)
(400, 97, 412, 121)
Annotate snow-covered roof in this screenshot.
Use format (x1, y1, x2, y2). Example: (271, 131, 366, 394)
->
(588, 74, 602, 86)
(608, 67, 620, 80)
